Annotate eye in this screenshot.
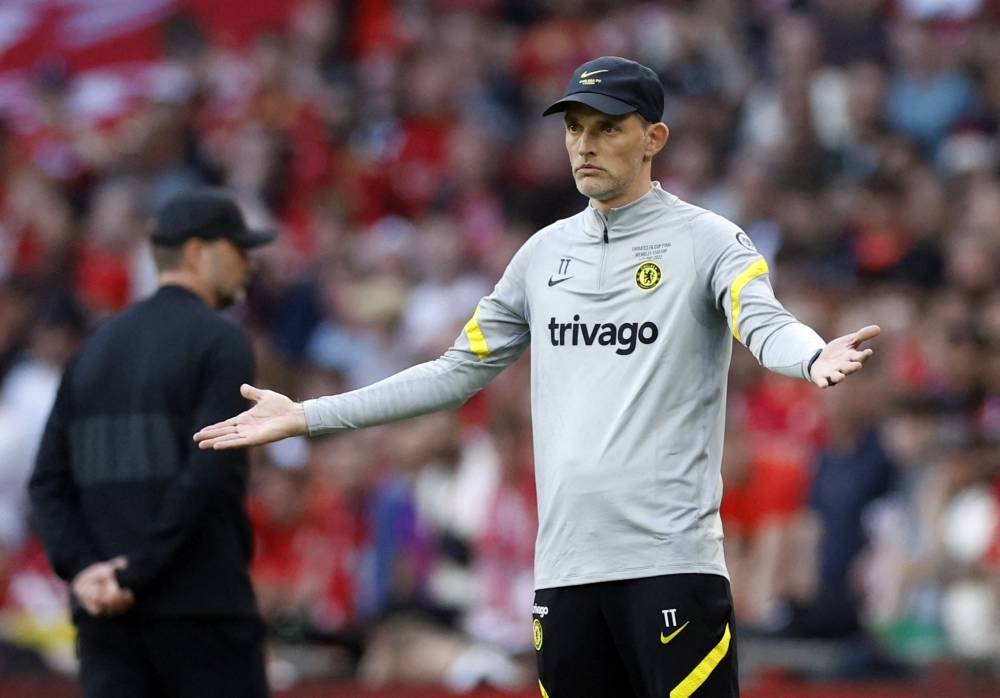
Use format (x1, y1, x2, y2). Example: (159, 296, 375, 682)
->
(566, 121, 581, 133)
(602, 124, 619, 134)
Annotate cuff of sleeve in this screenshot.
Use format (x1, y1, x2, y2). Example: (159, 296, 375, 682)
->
(804, 348, 823, 382)
(302, 398, 325, 436)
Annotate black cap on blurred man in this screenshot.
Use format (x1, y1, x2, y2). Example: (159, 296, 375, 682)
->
(153, 188, 276, 249)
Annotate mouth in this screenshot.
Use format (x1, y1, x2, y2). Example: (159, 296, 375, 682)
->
(575, 164, 603, 175)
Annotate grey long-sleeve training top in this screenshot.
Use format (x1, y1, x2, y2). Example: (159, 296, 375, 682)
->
(304, 183, 825, 589)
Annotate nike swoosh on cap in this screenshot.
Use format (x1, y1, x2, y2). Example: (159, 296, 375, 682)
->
(579, 70, 609, 78)
(548, 276, 574, 287)
(660, 621, 690, 645)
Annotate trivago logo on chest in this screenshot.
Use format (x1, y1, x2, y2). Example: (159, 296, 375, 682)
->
(548, 315, 659, 355)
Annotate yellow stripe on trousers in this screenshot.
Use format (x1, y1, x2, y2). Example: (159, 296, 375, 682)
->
(463, 306, 490, 359)
(539, 680, 550, 698)
(729, 259, 769, 342)
(669, 623, 731, 698)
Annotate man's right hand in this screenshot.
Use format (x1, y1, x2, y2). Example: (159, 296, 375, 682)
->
(193, 384, 308, 450)
(72, 557, 134, 617)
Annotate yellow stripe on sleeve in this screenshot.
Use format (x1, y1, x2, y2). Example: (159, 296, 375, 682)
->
(729, 259, 769, 342)
(463, 306, 490, 360)
(669, 623, 731, 698)
(539, 680, 550, 698)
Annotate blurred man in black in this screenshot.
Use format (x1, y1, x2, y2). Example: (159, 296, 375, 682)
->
(29, 188, 274, 698)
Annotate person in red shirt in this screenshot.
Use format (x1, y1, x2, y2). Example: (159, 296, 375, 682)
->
(248, 444, 365, 640)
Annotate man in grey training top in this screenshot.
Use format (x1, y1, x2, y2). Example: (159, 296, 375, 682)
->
(196, 56, 879, 698)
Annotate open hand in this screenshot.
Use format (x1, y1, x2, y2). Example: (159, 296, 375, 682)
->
(810, 325, 880, 388)
(193, 384, 308, 450)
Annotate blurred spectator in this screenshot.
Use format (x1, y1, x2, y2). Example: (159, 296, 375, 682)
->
(357, 412, 526, 692)
(780, 381, 899, 639)
(0, 294, 85, 552)
(885, 20, 977, 155)
(463, 409, 536, 656)
(0, 293, 85, 676)
(74, 178, 157, 315)
(721, 400, 814, 627)
(397, 217, 491, 359)
(248, 439, 364, 642)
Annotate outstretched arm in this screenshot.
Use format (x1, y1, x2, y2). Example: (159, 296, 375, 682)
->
(197, 235, 538, 451)
(809, 325, 880, 388)
(194, 338, 528, 450)
(695, 219, 880, 385)
(194, 384, 307, 450)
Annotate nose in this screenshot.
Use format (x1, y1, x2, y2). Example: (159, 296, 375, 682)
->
(576, 131, 595, 157)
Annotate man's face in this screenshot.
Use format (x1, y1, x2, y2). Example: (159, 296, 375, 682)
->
(199, 239, 254, 309)
(564, 103, 649, 207)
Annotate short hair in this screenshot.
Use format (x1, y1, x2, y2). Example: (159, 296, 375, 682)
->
(151, 244, 184, 272)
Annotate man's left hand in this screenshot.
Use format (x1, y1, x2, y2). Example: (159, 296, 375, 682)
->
(71, 556, 134, 617)
(810, 325, 880, 388)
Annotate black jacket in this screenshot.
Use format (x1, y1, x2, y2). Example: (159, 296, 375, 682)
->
(29, 285, 258, 618)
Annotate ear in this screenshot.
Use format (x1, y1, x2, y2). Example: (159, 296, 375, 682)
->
(180, 238, 206, 270)
(644, 122, 669, 161)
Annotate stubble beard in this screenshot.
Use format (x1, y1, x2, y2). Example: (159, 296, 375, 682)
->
(214, 284, 245, 310)
(574, 172, 626, 203)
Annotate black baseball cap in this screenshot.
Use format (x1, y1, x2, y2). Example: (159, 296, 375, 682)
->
(152, 188, 276, 248)
(543, 56, 664, 123)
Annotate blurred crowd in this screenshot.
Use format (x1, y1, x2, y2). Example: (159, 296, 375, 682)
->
(0, 0, 999, 691)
